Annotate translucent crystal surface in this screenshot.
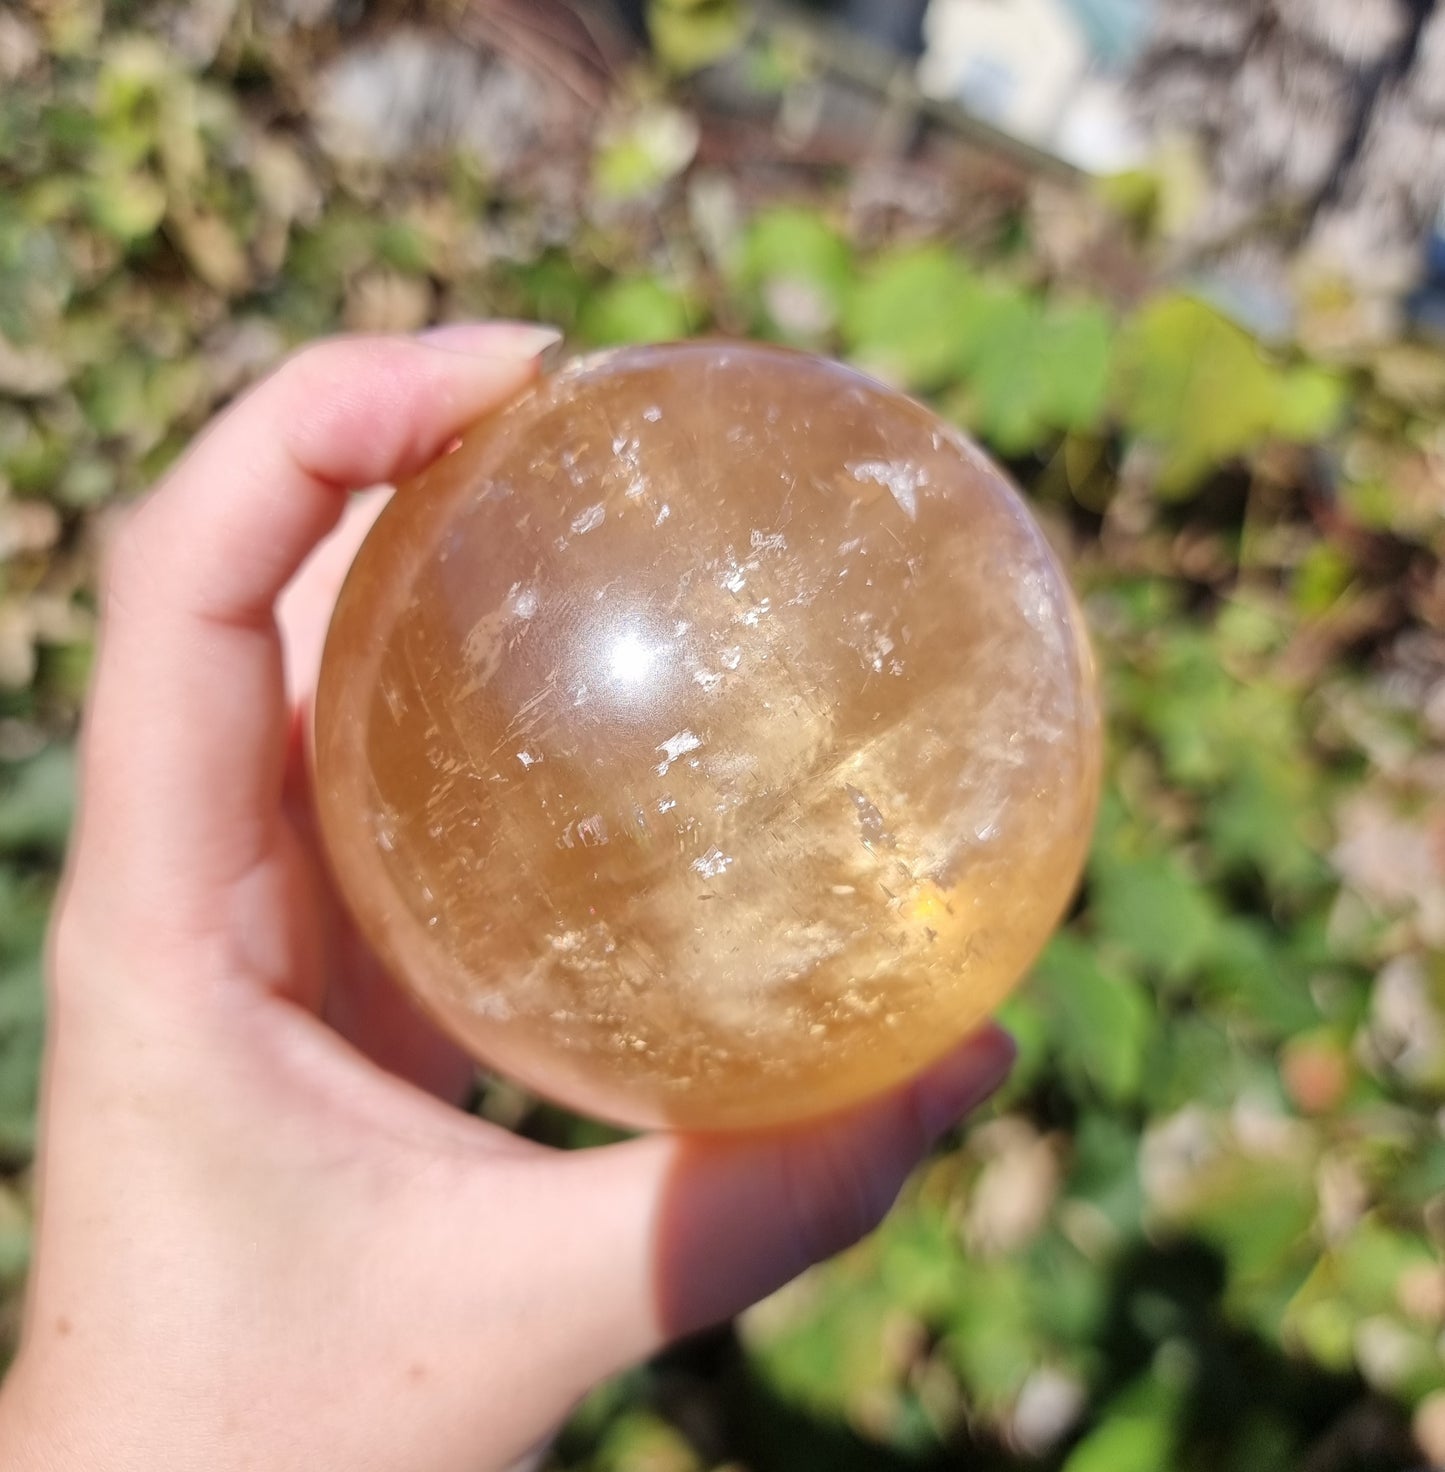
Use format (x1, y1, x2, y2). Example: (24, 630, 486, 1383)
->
(315, 343, 1101, 1130)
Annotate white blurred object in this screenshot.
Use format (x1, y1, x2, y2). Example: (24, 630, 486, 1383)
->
(1060, 73, 1151, 172)
(919, 0, 1150, 172)
(1010, 1366, 1088, 1455)
(920, 0, 1089, 140)
(313, 30, 560, 173)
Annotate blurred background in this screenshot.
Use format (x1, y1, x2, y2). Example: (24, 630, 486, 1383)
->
(2, 0, 1445, 1467)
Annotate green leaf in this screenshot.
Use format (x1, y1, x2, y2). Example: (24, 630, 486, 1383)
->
(83, 166, 167, 244)
(1174, 1155, 1318, 1308)
(1065, 1410, 1173, 1472)
(953, 290, 1115, 453)
(1205, 762, 1327, 898)
(597, 1409, 701, 1472)
(1274, 364, 1348, 441)
(506, 253, 593, 331)
(1334, 1219, 1438, 1315)
(1392, 1135, 1445, 1211)
(1035, 932, 1154, 1103)
(1065, 1111, 1146, 1246)
(0, 869, 49, 1159)
(1037, 300, 1115, 433)
(994, 988, 1052, 1098)
(0, 745, 75, 859)
(593, 107, 699, 203)
(1143, 1015, 1250, 1113)
(1113, 295, 1282, 495)
(842, 246, 981, 390)
(737, 206, 854, 340)
(1090, 849, 1222, 983)
(374, 222, 434, 277)
(1292, 542, 1353, 616)
(945, 1259, 1042, 1409)
(647, 0, 748, 74)
(1204, 921, 1321, 1040)
(0, 952, 42, 1158)
(576, 277, 695, 346)
(957, 286, 1050, 454)
(0, 1183, 29, 1287)
(1063, 1378, 1178, 1472)
(0, 212, 72, 343)
(745, 1271, 911, 1425)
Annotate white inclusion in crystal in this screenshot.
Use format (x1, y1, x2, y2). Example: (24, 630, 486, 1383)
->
(1013, 564, 1067, 657)
(692, 846, 733, 879)
(694, 669, 723, 693)
(575, 813, 608, 847)
(656, 729, 703, 775)
(722, 565, 748, 594)
(848, 460, 928, 521)
(507, 583, 539, 619)
(516, 749, 542, 769)
(720, 645, 742, 670)
(643, 405, 662, 422)
(864, 630, 896, 673)
(570, 502, 606, 535)
(655, 503, 671, 526)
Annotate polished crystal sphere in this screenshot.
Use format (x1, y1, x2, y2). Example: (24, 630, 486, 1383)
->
(315, 342, 1101, 1131)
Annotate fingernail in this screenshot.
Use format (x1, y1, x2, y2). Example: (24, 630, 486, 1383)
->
(914, 1024, 1018, 1142)
(419, 321, 565, 366)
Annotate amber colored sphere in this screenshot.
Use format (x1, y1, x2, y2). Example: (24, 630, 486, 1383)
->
(315, 342, 1101, 1131)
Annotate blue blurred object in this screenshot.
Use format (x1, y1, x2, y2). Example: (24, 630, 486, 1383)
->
(842, 0, 930, 54)
(1064, 0, 1153, 69)
(1406, 207, 1445, 339)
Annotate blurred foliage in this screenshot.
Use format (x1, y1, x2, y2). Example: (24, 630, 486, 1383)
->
(647, 0, 751, 75)
(1, 2, 1444, 1468)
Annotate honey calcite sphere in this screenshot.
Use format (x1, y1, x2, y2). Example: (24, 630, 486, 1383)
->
(315, 342, 1101, 1131)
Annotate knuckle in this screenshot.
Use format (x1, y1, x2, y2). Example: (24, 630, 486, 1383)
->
(271, 336, 411, 472)
(272, 336, 353, 404)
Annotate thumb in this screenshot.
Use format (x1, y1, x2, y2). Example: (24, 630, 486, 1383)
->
(545, 1023, 1017, 1372)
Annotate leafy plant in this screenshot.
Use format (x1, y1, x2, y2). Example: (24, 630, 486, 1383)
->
(2, 10, 1444, 1470)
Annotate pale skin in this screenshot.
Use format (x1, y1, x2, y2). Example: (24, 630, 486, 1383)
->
(0, 323, 1017, 1472)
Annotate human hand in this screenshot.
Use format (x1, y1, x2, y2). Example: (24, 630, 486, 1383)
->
(0, 326, 1017, 1472)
